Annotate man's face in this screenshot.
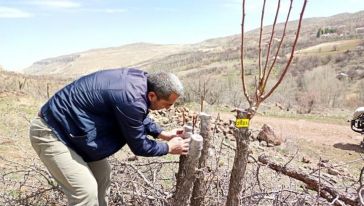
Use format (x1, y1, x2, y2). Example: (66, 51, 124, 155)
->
(148, 92, 179, 110)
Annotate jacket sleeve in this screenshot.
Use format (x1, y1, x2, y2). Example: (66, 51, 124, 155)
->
(143, 116, 163, 138)
(112, 100, 168, 156)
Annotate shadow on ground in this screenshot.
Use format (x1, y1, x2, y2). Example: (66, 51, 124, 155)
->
(333, 143, 363, 153)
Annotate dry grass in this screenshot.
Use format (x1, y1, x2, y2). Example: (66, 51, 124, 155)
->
(296, 39, 363, 56)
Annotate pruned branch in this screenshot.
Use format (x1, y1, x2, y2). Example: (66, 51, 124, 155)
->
(258, 155, 360, 206)
(359, 167, 364, 205)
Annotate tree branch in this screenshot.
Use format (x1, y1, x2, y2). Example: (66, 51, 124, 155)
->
(261, 0, 307, 102)
(261, 0, 281, 94)
(241, 0, 252, 105)
(261, 0, 293, 96)
(258, 0, 266, 82)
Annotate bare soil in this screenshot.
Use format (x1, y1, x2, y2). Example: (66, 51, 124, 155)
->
(252, 115, 363, 175)
(215, 111, 363, 176)
(252, 115, 363, 148)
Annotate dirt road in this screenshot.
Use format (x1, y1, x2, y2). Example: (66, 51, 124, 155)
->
(218, 112, 363, 172)
(252, 116, 363, 147)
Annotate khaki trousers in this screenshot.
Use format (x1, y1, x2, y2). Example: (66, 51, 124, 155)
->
(29, 117, 111, 206)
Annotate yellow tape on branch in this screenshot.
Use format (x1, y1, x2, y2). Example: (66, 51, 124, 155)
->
(235, 119, 250, 128)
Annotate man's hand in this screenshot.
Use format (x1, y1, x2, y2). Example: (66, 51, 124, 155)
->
(167, 137, 190, 155)
(158, 129, 183, 141)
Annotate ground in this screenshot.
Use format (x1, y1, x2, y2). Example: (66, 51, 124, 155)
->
(253, 115, 362, 148)
(0, 94, 362, 173)
(214, 110, 364, 176)
(0, 94, 363, 205)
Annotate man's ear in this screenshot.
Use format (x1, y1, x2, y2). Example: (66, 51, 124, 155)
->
(147, 91, 157, 101)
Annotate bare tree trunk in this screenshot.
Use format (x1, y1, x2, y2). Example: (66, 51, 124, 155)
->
(191, 113, 212, 206)
(46, 83, 50, 98)
(175, 126, 192, 187)
(18, 78, 27, 91)
(226, 110, 251, 206)
(173, 127, 203, 206)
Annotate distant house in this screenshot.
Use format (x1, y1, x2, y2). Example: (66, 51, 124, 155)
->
(321, 33, 337, 38)
(355, 27, 364, 34)
(355, 46, 364, 51)
(336, 72, 349, 80)
(336, 25, 349, 36)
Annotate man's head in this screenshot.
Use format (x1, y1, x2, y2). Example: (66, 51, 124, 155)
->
(147, 72, 184, 110)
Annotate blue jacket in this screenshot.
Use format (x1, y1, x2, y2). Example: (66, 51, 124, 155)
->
(39, 68, 168, 162)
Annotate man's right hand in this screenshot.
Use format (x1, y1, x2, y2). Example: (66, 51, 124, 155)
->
(167, 137, 190, 155)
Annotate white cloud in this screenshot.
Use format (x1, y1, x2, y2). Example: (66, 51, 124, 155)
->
(103, 9, 127, 14)
(153, 7, 177, 12)
(83, 8, 127, 13)
(31, 0, 81, 9)
(0, 7, 32, 18)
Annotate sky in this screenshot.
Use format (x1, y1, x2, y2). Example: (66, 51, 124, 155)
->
(1, 0, 364, 71)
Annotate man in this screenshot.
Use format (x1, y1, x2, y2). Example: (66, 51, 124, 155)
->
(29, 68, 190, 206)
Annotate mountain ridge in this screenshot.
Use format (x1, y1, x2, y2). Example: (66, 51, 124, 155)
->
(22, 10, 364, 78)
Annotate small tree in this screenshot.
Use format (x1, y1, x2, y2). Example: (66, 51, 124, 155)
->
(225, 0, 308, 205)
(316, 28, 322, 38)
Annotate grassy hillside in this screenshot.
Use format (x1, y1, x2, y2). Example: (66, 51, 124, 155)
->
(1, 67, 363, 206)
(20, 11, 364, 113)
(24, 43, 188, 77)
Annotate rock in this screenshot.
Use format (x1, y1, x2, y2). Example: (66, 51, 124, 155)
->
(228, 124, 235, 130)
(257, 145, 265, 151)
(303, 165, 314, 170)
(223, 128, 229, 136)
(275, 102, 284, 110)
(318, 162, 329, 168)
(247, 156, 255, 163)
(226, 134, 234, 140)
(158, 110, 166, 116)
(249, 135, 256, 141)
(127, 155, 138, 161)
(208, 148, 215, 157)
(302, 156, 311, 163)
(161, 117, 169, 124)
(257, 124, 284, 146)
(317, 159, 332, 167)
(218, 125, 225, 133)
(327, 168, 340, 176)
